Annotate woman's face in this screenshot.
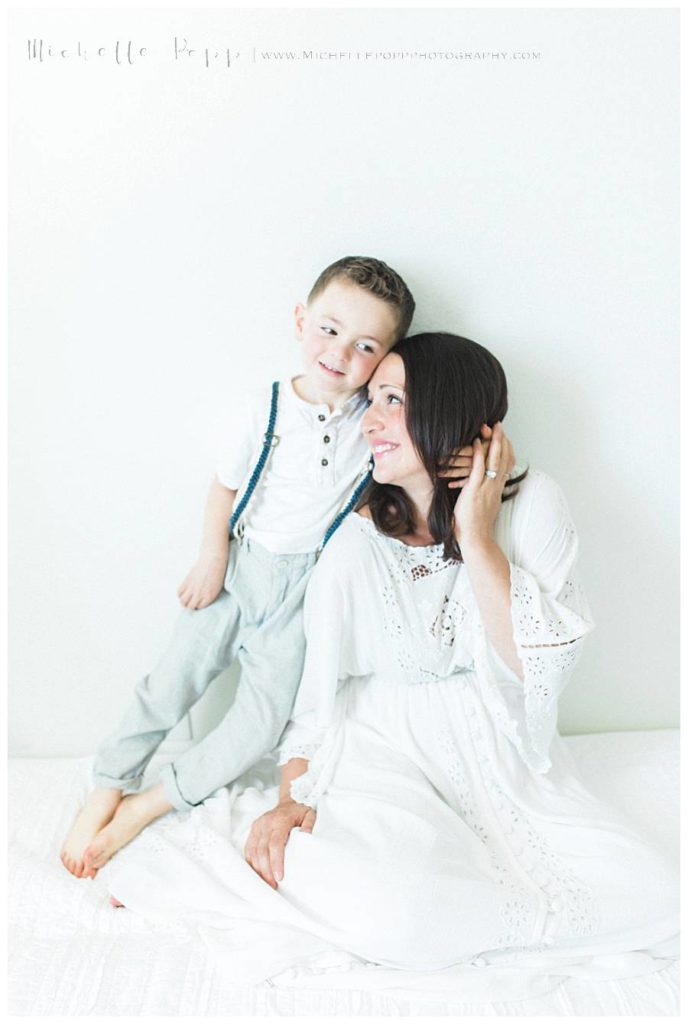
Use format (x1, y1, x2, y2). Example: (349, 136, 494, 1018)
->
(362, 353, 430, 492)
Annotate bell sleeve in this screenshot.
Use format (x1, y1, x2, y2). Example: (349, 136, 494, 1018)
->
(477, 470, 594, 773)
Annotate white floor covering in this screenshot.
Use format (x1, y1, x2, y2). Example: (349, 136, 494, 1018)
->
(8, 730, 680, 1015)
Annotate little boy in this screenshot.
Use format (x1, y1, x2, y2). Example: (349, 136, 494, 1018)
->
(61, 256, 416, 878)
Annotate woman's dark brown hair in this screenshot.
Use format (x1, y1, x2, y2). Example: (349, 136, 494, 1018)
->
(361, 332, 527, 560)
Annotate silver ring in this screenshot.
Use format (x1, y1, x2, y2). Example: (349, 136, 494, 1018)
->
(484, 469, 498, 479)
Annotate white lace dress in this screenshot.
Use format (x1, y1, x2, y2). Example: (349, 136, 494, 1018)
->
(101, 470, 678, 985)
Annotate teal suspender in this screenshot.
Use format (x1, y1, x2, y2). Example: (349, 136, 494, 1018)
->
(228, 381, 372, 551)
(228, 381, 280, 538)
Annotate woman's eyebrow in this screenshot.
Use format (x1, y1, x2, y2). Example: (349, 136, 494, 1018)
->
(368, 383, 405, 396)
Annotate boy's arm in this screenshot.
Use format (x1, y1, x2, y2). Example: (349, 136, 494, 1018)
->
(177, 475, 237, 609)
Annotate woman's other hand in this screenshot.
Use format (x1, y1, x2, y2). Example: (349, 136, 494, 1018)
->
(244, 799, 317, 889)
(453, 423, 515, 545)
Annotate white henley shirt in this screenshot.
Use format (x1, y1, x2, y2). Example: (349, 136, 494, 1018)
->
(216, 377, 371, 554)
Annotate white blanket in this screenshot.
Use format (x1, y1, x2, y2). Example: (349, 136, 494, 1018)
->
(8, 730, 679, 1015)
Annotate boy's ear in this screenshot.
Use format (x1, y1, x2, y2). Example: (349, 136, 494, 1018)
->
(294, 302, 306, 339)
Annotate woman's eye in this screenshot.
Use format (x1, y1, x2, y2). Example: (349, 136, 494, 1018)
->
(387, 394, 402, 405)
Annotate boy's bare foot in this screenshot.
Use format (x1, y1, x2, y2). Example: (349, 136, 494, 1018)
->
(83, 783, 173, 873)
(60, 788, 123, 878)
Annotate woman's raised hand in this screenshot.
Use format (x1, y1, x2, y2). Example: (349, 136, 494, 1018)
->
(453, 423, 515, 545)
(439, 423, 491, 489)
(244, 799, 317, 889)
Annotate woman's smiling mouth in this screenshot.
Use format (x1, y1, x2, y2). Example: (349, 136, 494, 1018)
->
(371, 442, 399, 457)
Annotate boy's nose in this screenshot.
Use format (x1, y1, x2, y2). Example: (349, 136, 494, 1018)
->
(328, 337, 351, 360)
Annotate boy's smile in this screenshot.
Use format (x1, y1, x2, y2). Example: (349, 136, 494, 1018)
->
(293, 279, 400, 408)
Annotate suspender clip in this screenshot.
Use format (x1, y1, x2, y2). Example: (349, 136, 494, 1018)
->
(264, 432, 280, 447)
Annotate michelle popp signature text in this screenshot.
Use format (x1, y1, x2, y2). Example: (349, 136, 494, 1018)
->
(27, 38, 237, 68)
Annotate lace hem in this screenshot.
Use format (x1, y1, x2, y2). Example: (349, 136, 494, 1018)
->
(277, 744, 320, 766)
(287, 726, 342, 809)
(289, 773, 318, 808)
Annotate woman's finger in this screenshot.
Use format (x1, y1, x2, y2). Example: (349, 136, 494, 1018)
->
(467, 436, 484, 485)
(442, 454, 473, 472)
(440, 451, 472, 489)
(243, 826, 261, 867)
(438, 452, 472, 478)
(300, 809, 317, 833)
(270, 833, 289, 884)
(485, 422, 503, 478)
(501, 436, 515, 477)
(255, 839, 276, 889)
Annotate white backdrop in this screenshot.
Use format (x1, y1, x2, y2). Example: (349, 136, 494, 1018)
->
(9, 7, 679, 756)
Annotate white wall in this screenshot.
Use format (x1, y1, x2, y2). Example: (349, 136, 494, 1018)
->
(9, 7, 679, 755)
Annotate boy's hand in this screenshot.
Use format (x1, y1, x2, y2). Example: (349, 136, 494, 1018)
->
(439, 424, 515, 489)
(177, 553, 228, 609)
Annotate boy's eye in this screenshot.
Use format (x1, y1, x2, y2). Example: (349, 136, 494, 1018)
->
(356, 342, 374, 353)
(321, 326, 336, 335)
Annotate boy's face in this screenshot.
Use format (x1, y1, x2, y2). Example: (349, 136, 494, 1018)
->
(294, 279, 399, 400)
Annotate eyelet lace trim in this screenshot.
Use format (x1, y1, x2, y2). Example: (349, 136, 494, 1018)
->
(379, 579, 474, 685)
(354, 516, 458, 585)
(472, 562, 592, 773)
(388, 546, 459, 586)
(435, 724, 538, 950)
(288, 727, 342, 810)
(277, 743, 320, 765)
(430, 595, 468, 648)
(436, 692, 599, 952)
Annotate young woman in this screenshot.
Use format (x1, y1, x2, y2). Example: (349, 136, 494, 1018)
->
(102, 333, 678, 983)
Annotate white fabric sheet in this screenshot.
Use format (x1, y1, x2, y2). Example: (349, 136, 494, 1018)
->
(9, 733, 679, 1015)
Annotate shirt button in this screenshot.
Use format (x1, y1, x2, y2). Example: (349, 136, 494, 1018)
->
(548, 899, 562, 913)
(323, 435, 331, 444)
(318, 413, 326, 422)
(321, 458, 329, 466)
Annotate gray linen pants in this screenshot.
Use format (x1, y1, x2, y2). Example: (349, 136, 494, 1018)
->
(92, 537, 316, 810)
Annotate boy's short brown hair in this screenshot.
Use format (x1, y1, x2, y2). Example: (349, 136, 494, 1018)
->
(308, 256, 415, 341)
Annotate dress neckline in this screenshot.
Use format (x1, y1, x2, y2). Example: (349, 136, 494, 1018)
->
(351, 511, 446, 554)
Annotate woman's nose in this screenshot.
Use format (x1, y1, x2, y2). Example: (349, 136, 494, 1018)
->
(362, 402, 383, 433)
